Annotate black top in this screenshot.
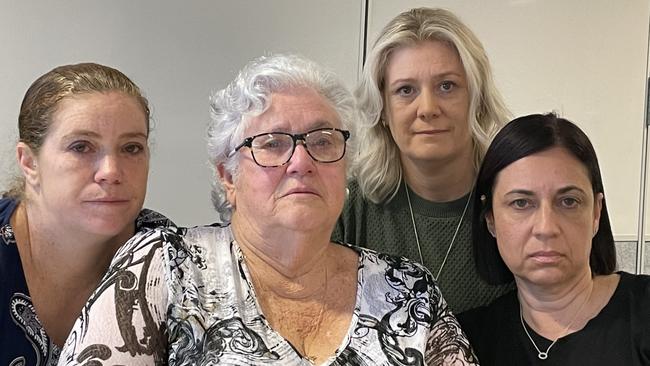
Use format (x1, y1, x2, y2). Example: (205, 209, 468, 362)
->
(457, 272, 650, 365)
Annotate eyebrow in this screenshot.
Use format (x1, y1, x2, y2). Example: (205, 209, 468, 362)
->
(62, 130, 148, 140)
(388, 71, 464, 87)
(266, 120, 336, 134)
(504, 185, 588, 196)
(308, 120, 336, 130)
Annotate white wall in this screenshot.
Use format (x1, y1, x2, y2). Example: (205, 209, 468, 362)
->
(2, 1, 649, 240)
(0, 0, 364, 226)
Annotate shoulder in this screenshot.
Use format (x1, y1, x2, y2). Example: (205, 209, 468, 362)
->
(457, 289, 518, 335)
(0, 197, 18, 225)
(618, 271, 650, 288)
(615, 271, 650, 305)
(181, 222, 232, 244)
(135, 207, 177, 230)
(353, 244, 440, 296)
(356, 244, 431, 276)
(163, 222, 233, 281)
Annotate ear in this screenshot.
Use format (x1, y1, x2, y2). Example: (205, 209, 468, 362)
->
(217, 164, 236, 208)
(593, 192, 603, 237)
(485, 210, 496, 238)
(16, 142, 39, 187)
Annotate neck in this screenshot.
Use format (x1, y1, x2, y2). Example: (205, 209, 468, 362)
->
(517, 270, 594, 338)
(231, 213, 332, 297)
(17, 202, 131, 290)
(401, 149, 475, 202)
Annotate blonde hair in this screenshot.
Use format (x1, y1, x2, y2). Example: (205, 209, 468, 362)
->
(355, 7, 510, 203)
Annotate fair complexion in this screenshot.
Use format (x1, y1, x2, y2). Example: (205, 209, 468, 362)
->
(384, 40, 474, 201)
(13, 91, 149, 345)
(486, 147, 618, 340)
(218, 88, 358, 363)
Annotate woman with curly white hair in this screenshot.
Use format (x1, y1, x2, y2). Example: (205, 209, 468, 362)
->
(164, 53, 478, 365)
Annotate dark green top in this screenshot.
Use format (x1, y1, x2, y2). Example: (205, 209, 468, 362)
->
(332, 180, 512, 313)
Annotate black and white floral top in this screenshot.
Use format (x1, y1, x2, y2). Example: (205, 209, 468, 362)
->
(57, 209, 177, 366)
(166, 223, 478, 365)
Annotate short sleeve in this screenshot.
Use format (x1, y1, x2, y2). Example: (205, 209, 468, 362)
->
(425, 280, 479, 365)
(57, 227, 172, 366)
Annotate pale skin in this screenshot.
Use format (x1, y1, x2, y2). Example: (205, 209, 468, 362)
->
(12, 91, 149, 346)
(218, 88, 358, 364)
(486, 147, 619, 341)
(384, 40, 475, 202)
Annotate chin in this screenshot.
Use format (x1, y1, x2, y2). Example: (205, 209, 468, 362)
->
(80, 211, 138, 238)
(520, 268, 570, 287)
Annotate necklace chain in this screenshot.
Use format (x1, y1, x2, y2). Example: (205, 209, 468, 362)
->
(404, 183, 472, 281)
(519, 286, 592, 360)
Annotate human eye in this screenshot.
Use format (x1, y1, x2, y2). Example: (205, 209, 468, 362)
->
(123, 142, 145, 155)
(255, 134, 290, 151)
(68, 141, 93, 154)
(439, 80, 456, 93)
(559, 196, 581, 209)
(310, 132, 335, 147)
(394, 85, 416, 97)
(509, 198, 532, 210)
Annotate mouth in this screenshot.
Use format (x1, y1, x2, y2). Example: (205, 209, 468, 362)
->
(528, 250, 563, 264)
(283, 187, 319, 197)
(85, 198, 131, 204)
(415, 129, 450, 135)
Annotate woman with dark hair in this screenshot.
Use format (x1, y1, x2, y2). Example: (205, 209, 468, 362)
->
(457, 113, 650, 365)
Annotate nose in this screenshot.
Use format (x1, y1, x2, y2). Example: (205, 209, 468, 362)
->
(532, 202, 560, 239)
(95, 154, 123, 184)
(286, 143, 315, 175)
(417, 88, 441, 120)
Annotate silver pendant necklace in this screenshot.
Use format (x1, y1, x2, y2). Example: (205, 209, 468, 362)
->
(404, 183, 472, 281)
(519, 286, 592, 360)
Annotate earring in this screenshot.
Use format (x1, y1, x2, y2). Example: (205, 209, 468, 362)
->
(345, 187, 350, 198)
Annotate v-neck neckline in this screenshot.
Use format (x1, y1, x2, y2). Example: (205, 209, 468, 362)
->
(232, 240, 363, 365)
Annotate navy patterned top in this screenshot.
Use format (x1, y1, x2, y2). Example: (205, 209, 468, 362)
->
(0, 198, 61, 365)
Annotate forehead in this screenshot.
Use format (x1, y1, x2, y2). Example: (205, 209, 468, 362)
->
(494, 147, 593, 193)
(49, 91, 148, 136)
(385, 40, 465, 81)
(246, 87, 341, 134)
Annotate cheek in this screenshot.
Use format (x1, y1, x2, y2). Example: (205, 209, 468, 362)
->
(125, 158, 149, 182)
(492, 212, 526, 258)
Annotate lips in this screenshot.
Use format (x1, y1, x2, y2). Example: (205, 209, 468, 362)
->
(85, 197, 131, 204)
(283, 187, 319, 197)
(415, 129, 450, 135)
(528, 250, 563, 264)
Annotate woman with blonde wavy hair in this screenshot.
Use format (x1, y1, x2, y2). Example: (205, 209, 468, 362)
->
(333, 7, 512, 313)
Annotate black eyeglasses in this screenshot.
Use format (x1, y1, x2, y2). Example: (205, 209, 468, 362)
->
(228, 127, 350, 168)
